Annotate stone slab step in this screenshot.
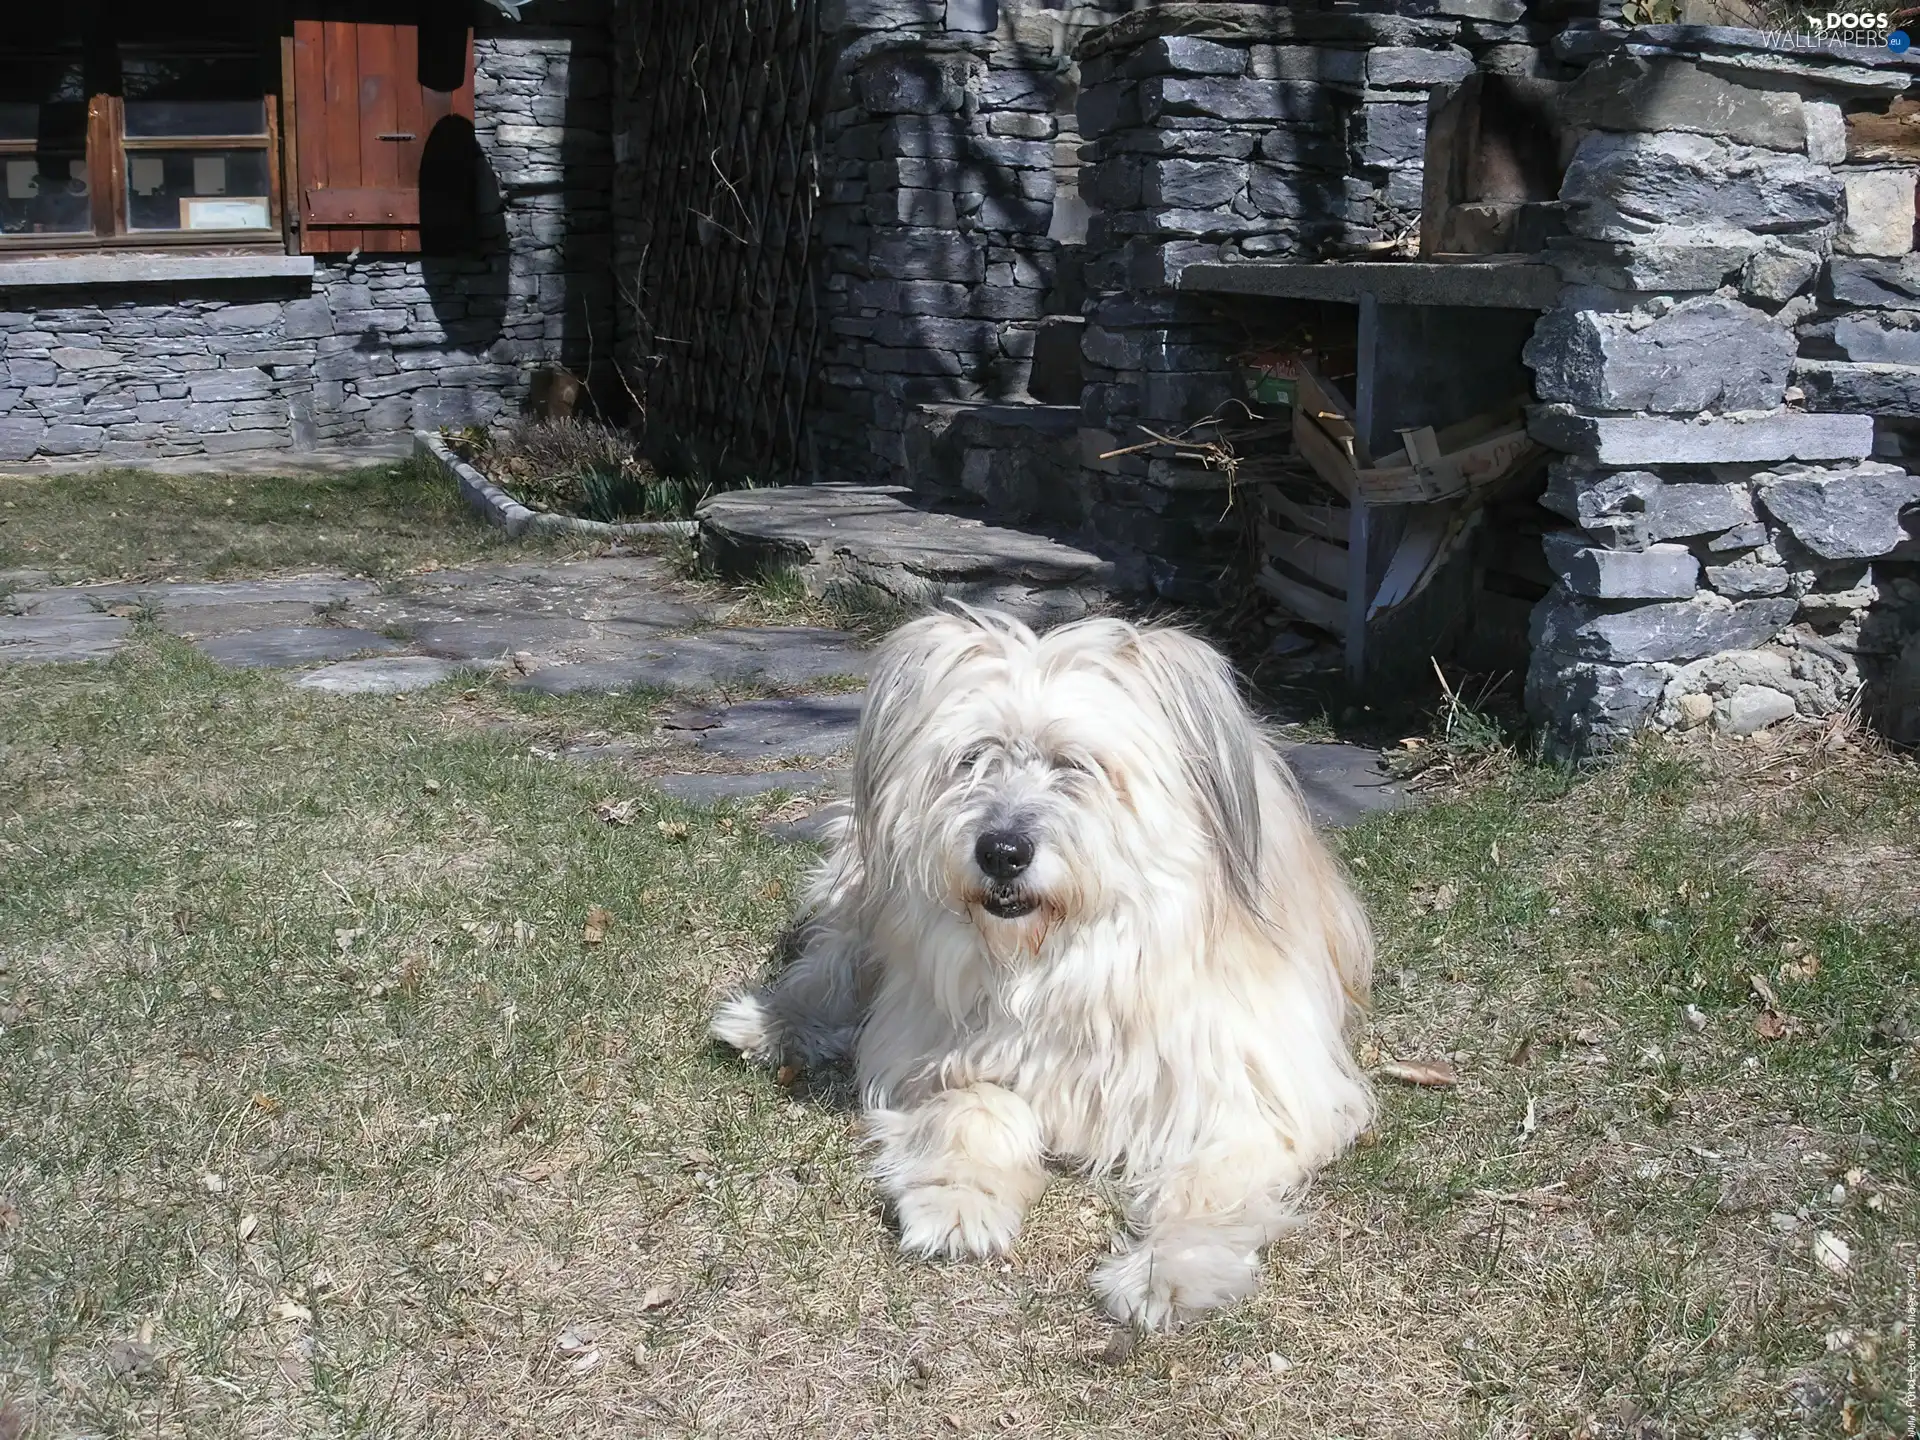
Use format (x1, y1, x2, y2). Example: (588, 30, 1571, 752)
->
(697, 483, 1113, 625)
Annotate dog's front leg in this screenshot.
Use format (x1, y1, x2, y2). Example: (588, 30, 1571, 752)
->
(1092, 1150, 1304, 1331)
(868, 1083, 1048, 1260)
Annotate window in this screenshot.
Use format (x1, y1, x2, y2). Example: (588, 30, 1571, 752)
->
(0, 54, 93, 238)
(1, 24, 282, 250)
(1, 8, 473, 257)
(121, 50, 277, 235)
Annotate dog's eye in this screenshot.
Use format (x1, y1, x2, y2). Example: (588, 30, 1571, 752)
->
(1052, 753, 1093, 776)
(956, 744, 992, 773)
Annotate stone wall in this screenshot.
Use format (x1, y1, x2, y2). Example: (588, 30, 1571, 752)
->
(1524, 24, 1920, 753)
(807, 0, 1130, 489)
(0, 1, 612, 465)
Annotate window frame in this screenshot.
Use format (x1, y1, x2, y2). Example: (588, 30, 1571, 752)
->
(0, 37, 289, 256)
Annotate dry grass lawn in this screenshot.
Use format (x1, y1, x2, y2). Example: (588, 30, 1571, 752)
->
(1, 468, 1917, 1439)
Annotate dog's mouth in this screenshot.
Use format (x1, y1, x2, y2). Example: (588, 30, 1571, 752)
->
(976, 885, 1039, 920)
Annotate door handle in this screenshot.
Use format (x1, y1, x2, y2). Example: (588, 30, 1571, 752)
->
(377, 132, 417, 142)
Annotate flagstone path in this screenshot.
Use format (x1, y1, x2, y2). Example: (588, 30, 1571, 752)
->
(0, 556, 1412, 835)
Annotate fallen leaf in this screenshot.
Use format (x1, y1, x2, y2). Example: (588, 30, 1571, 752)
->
(1266, 1351, 1294, 1373)
(775, 1064, 801, 1087)
(1431, 883, 1456, 913)
(519, 1159, 556, 1183)
(1683, 1004, 1708, 1033)
(657, 820, 690, 842)
(251, 1092, 280, 1115)
(1489, 841, 1501, 866)
(0, 1199, 19, 1233)
(1780, 951, 1821, 984)
(1519, 1095, 1538, 1138)
(270, 1297, 313, 1323)
(422, 779, 442, 795)
(582, 907, 613, 946)
(1813, 1230, 1852, 1276)
(594, 798, 639, 826)
(334, 927, 365, 955)
(1379, 1058, 1458, 1087)
(1749, 973, 1782, 1011)
(638, 1285, 674, 1312)
(201, 1173, 225, 1194)
(237, 1214, 258, 1241)
(0, 1398, 29, 1440)
(1755, 1010, 1788, 1041)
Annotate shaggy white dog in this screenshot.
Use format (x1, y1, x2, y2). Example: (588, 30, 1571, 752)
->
(712, 606, 1374, 1329)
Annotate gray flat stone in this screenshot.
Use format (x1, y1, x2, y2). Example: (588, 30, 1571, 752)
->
(156, 602, 342, 638)
(294, 656, 473, 694)
(694, 693, 867, 761)
(87, 578, 378, 608)
(1528, 406, 1875, 465)
(1178, 258, 1564, 310)
(0, 614, 130, 662)
(698, 484, 1112, 598)
(1279, 742, 1415, 829)
(196, 626, 403, 669)
(517, 626, 869, 695)
(406, 616, 624, 663)
(652, 769, 849, 804)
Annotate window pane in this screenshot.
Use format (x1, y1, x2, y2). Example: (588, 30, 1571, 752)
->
(1, 154, 90, 235)
(126, 148, 272, 231)
(123, 53, 266, 138)
(0, 54, 87, 146)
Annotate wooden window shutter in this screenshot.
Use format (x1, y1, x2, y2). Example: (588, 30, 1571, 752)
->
(289, 19, 474, 255)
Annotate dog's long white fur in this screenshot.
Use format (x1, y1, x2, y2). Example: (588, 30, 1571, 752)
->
(711, 606, 1374, 1329)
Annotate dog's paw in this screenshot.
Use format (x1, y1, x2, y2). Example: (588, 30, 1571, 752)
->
(1090, 1241, 1261, 1331)
(709, 992, 778, 1064)
(894, 1182, 1025, 1260)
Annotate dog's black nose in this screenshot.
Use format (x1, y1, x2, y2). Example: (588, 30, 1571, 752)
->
(975, 830, 1034, 880)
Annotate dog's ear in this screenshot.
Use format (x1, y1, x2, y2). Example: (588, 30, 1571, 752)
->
(1118, 626, 1266, 909)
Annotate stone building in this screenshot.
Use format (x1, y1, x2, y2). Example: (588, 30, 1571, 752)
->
(3, 0, 1916, 750)
(0, 0, 612, 462)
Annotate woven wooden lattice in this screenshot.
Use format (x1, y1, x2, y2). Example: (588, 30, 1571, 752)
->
(618, 0, 827, 486)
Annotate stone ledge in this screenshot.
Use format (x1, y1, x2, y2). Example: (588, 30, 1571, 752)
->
(0, 251, 317, 290)
(411, 431, 697, 541)
(1527, 406, 1876, 465)
(1180, 258, 1563, 309)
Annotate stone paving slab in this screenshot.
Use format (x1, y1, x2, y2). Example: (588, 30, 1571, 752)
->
(196, 626, 403, 669)
(651, 769, 848, 804)
(0, 614, 131, 662)
(157, 603, 345, 638)
(516, 627, 869, 696)
(294, 656, 476, 694)
(1280, 741, 1414, 829)
(690, 693, 867, 761)
(69, 578, 379, 609)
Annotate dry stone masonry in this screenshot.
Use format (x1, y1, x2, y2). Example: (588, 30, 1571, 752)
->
(1524, 24, 1920, 754)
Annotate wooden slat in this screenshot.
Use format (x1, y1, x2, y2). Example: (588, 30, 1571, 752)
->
(355, 25, 404, 251)
(1256, 565, 1348, 637)
(1353, 425, 1542, 505)
(1262, 525, 1349, 591)
(279, 36, 300, 254)
(321, 21, 364, 253)
(1291, 411, 1359, 502)
(305, 187, 420, 226)
(1262, 488, 1347, 540)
